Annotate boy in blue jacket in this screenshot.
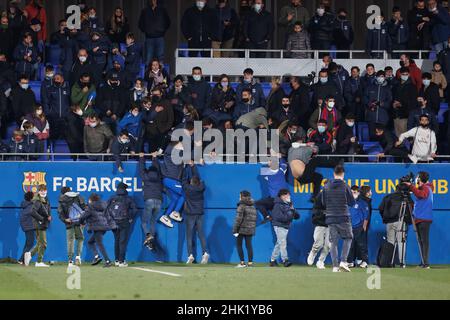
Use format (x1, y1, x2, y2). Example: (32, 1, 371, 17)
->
(347, 186, 369, 268)
(269, 189, 300, 268)
(183, 162, 209, 264)
(19, 192, 35, 266)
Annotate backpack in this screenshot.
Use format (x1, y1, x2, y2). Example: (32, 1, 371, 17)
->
(69, 202, 84, 224)
(107, 197, 129, 221)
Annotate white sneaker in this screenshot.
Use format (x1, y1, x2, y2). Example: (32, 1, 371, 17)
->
(307, 251, 316, 266)
(360, 261, 368, 268)
(118, 262, 128, 268)
(235, 263, 247, 268)
(115, 261, 120, 267)
(159, 215, 174, 228)
(169, 211, 183, 222)
(332, 267, 341, 273)
(68, 261, 74, 267)
(200, 252, 209, 264)
(348, 262, 355, 268)
(24, 252, 31, 266)
(316, 260, 326, 269)
(186, 254, 195, 264)
(75, 256, 81, 266)
(339, 261, 351, 272)
(35, 262, 50, 268)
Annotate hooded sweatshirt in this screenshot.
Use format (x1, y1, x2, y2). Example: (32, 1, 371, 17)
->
(80, 200, 114, 231)
(20, 200, 35, 232)
(57, 192, 86, 229)
(320, 178, 355, 225)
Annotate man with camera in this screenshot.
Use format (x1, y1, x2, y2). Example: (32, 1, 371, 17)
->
(378, 180, 414, 267)
(403, 172, 434, 269)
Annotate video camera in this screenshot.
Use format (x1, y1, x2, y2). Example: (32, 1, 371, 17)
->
(398, 172, 415, 196)
(400, 172, 415, 184)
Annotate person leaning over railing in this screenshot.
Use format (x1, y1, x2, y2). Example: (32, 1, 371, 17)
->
(111, 129, 136, 173)
(65, 105, 85, 160)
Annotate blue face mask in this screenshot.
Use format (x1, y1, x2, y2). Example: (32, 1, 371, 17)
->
(318, 126, 326, 133)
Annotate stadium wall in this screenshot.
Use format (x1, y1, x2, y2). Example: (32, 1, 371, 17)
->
(0, 162, 449, 264)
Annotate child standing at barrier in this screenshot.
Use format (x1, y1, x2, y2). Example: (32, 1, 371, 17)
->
(28, 185, 52, 267)
(19, 192, 36, 266)
(183, 162, 209, 264)
(57, 187, 86, 267)
(270, 189, 300, 268)
(80, 193, 114, 268)
(233, 191, 257, 268)
(307, 191, 330, 269)
(347, 186, 369, 268)
(106, 182, 137, 267)
(139, 152, 163, 251)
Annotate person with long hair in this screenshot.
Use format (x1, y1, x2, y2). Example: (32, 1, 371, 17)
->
(23, 104, 49, 153)
(105, 7, 130, 46)
(144, 58, 169, 92)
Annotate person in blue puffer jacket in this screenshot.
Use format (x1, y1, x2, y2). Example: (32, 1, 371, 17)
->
(269, 189, 300, 268)
(347, 186, 369, 268)
(366, 14, 392, 59)
(387, 7, 409, 58)
(19, 192, 35, 265)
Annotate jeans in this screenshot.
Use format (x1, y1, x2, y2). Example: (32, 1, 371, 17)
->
(271, 226, 289, 262)
(185, 215, 207, 256)
(30, 229, 47, 263)
(416, 221, 431, 265)
(66, 226, 84, 261)
(310, 226, 330, 263)
(386, 221, 408, 264)
(329, 222, 353, 268)
(142, 198, 162, 237)
(19, 230, 35, 262)
(236, 234, 253, 262)
(113, 222, 131, 262)
(347, 225, 368, 263)
(255, 197, 274, 220)
(163, 178, 185, 215)
(145, 37, 165, 64)
(433, 41, 448, 54)
(87, 230, 110, 261)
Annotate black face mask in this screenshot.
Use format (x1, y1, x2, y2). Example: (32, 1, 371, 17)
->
(54, 81, 63, 87)
(81, 81, 90, 87)
(282, 104, 290, 109)
(152, 96, 161, 104)
(338, 15, 346, 20)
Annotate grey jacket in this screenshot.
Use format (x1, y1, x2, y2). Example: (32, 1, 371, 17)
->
(287, 145, 314, 165)
(279, 5, 310, 32)
(286, 30, 311, 58)
(236, 107, 268, 129)
(83, 123, 114, 154)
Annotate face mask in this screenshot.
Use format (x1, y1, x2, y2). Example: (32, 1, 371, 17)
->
(89, 122, 98, 128)
(26, 129, 34, 135)
(283, 104, 290, 109)
(254, 4, 262, 12)
(290, 129, 297, 134)
(196, 1, 205, 9)
(152, 69, 160, 74)
(346, 121, 355, 127)
(132, 111, 139, 117)
(36, 110, 43, 116)
(244, 78, 252, 84)
(120, 138, 130, 144)
(352, 193, 359, 200)
(75, 110, 83, 116)
(377, 77, 385, 84)
(39, 191, 47, 198)
(423, 79, 431, 87)
(418, 101, 425, 107)
(135, 86, 143, 91)
(338, 15, 346, 20)
(320, 77, 328, 84)
(221, 82, 228, 88)
(89, 14, 96, 19)
(20, 83, 29, 90)
(291, 142, 301, 148)
(327, 101, 335, 109)
(46, 73, 55, 79)
(317, 8, 325, 15)
(79, 56, 87, 63)
(54, 81, 63, 87)
(318, 126, 326, 133)
(284, 197, 291, 203)
(401, 75, 409, 82)
(193, 74, 202, 81)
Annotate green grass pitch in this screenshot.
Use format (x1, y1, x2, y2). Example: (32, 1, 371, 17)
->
(1, 263, 449, 300)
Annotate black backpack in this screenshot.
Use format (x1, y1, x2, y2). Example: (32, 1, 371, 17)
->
(377, 240, 395, 268)
(106, 197, 129, 221)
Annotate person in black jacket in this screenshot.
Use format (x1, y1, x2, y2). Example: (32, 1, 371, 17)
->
(19, 192, 35, 266)
(374, 124, 409, 162)
(167, 75, 192, 126)
(308, 4, 335, 57)
(272, 96, 297, 126)
(307, 192, 330, 269)
(392, 67, 418, 137)
(289, 76, 310, 129)
(65, 105, 85, 160)
(269, 189, 299, 267)
(210, 0, 239, 58)
(333, 9, 353, 59)
(69, 49, 95, 86)
(138, 0, 171, 64)
(57, 186, 86, 266)
(387, 7, 409, 59)
(420, 72, 441, 115)
(188, 66, 211, 116)
(205, 74, 236, 126)
(111, 130, 136, 173)
(0, 15, 15, 61)
(266, 77, 285, 121)
(139, 153, 163, 250)
(106, 182, 137, 267)
(80, 193, 113, 267)
(11, 75, 36, 124)
(366, 14, 391, 59)
(407, 0, 431, 58)
(378, 184, 414, 267)
(183, 163, 209, 264)
(343, 66, 363, 119)
(181, 0, 213, 58)
(244, 0, 274, 58)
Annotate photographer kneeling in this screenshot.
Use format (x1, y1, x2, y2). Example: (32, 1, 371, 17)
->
(403, 172, 434, 269)
(379, 182, 414, 268)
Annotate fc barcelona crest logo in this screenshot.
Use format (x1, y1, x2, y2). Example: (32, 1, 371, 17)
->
(23, 172, 47, 193)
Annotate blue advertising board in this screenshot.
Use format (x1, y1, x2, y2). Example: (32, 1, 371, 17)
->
(0, 162, 449, 264)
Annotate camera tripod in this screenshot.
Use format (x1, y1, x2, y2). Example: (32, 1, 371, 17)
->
(391, 195, 425, 267)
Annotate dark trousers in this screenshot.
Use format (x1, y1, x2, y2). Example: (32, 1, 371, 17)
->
(297, 158, 324, 198)
(347, 225, 369, 263)
(247, 41, 268, 58)
(88, 230, 110, 262)
(113, 222, 131, 262)
(236, 234, 253, 262)
(67, 140, 84, 160)
(416, 221, 431, 265)
(255, 197, 275, 220)
(336, 44, 350, 59)
(19, 230, 35, 262)
(47, 115, 66, 141)
(312, 40, 332, 58)
(185, 214, 207, 256)
(188, 39, 211, 57)
(145, 132, 166, 153)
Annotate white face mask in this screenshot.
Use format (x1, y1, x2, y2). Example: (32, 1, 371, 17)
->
(36, 110, 43, 116)
(46, 73, 55, 79)
(377, 77, 385, 84)
(221, 81, 228, 88)
(327, 101, 335, 109)
(193, 74, 202, 81)
(320, 77, 328, 84)
(291, 142, 301, 148)
(20, 83, 29, 90)
(352, 192, 359, 200)
(79, 56, 87, 63)
(196, 1, 205, 9)
(422, 79, 431, 87)
(254, 4, 262, 12)
(284, 197, 291, 203)
(89, 122, 98, 128)
(401, 75, 409, 82)
(317, 8, 325, 15)
(346, 121, 355, 127)
(132, 111, 139, 117)
(120, 138, 130, 144)
(39, 191, 47, 198)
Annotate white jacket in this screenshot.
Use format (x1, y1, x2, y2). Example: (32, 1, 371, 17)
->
(398, 126, 437, 163)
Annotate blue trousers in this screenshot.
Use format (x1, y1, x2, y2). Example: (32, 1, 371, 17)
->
(145, 37, 165, 64)
(163, 178, 185, 215)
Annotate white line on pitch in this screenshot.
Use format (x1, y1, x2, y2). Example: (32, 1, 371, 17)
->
(131, 267, 182, 277)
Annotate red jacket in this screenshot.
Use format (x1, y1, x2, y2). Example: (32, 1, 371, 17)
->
(396, 62, 422, 92)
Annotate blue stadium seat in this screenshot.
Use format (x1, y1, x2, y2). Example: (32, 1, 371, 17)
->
(139, 64, 146, 78)
(357, 122, 370, 142)
(438, 102, 448, 123)
(52, 140, 72, 160)
(46, 44, 61, 65)
(362, 141, 383, 162)
(7, 123, 18, 139)
(179, 43, 188, 57)
(39, 64, 60, 81)
(429, 51, 437, 60)
(29, 81, 41, 103)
